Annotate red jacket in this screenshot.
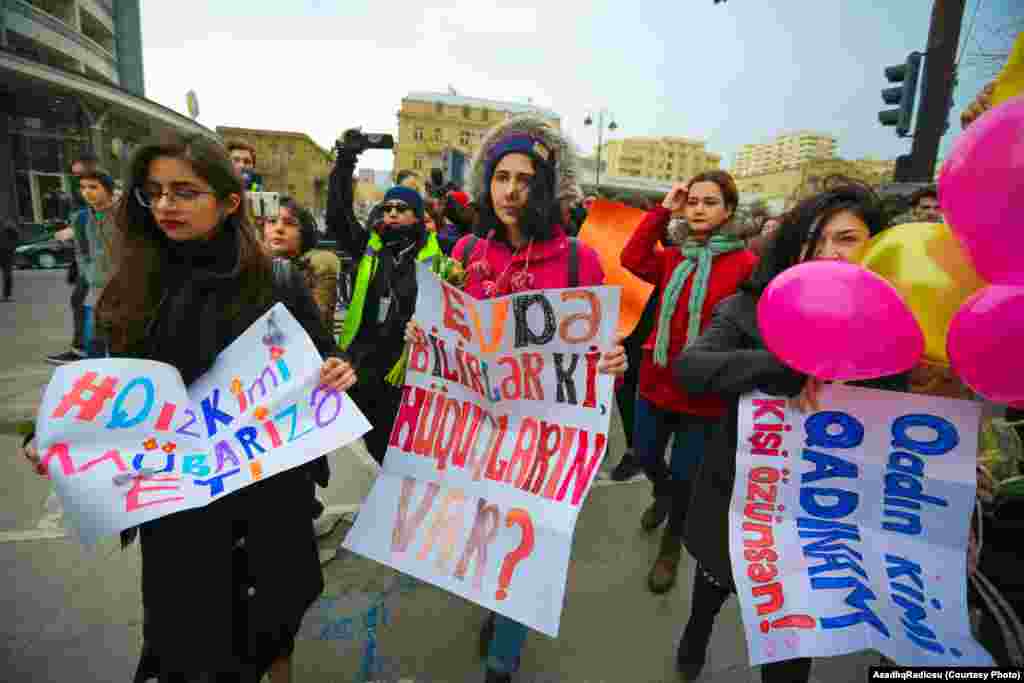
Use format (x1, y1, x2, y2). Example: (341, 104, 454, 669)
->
(621, 206, 758, 416)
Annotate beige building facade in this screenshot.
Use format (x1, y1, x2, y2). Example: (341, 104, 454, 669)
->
(733, 130, 837, 177)
(394, 92, 560, 180)
(598, 136, 720, 183)
(735, 157, 897, 210)
(216, 126, 332, 214)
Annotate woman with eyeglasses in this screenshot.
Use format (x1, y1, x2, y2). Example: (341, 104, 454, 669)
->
(406, 114, 627, 683)
(619, 171, 758, 595)
(331, 181, 442, 465)
(672, 182, 908, 683)
(21, 132, 356, 683)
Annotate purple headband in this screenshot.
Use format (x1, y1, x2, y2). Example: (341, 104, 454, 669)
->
(486, 134, 553, 168)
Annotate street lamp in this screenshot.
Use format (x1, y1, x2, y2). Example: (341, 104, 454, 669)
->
(584, 109, 618, 195)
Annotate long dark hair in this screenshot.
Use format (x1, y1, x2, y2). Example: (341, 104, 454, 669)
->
(474, 155, 561, 243)
(98, 132, 272, 353)
(743, 178, 884, 296)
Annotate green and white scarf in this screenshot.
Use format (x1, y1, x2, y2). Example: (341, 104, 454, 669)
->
(653, 233, 746, 366)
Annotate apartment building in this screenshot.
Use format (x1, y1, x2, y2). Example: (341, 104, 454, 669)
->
(733, 131, 837, 177)
(394, 92, 560, 179)
(216, 126, 333, 214)
(599, 136, 721, 183)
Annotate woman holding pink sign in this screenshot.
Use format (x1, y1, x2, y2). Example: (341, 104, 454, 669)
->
(672, 182, 909, 682)
(406, 114, 627, 683)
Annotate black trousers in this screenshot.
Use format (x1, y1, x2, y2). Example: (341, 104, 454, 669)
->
(347, 379, 404, 465)
(689, 566, 813, 683)
(71, 276, 88, 350)
(0, 257, 12, 298)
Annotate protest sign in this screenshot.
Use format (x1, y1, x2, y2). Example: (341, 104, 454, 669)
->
(344, 264, 620, 637)
(35, 303, 371, 546)
(730, 385, 993, 667)
(578, 199, 653, 338)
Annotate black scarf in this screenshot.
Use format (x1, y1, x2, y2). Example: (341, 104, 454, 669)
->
(372, 224, 424, 314)
(148, 226, 243, 386)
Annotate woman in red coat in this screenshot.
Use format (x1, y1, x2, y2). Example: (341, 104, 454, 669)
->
(620, 171, 758, 594)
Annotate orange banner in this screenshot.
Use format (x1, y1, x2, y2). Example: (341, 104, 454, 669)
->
(579, 199, 656, 337)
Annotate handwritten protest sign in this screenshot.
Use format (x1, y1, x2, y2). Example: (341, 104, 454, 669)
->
(730, 385, 993, 667)
(36, 303, 371, 546)
(578, 199, 653, 338)
(344, 264, 620, 637)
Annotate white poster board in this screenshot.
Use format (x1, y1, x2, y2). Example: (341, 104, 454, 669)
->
(730, 386, 993, 667)
(344, 264, 620, 637)
(36, 303, 371, 545)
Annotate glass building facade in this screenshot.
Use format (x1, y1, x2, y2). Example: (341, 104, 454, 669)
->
(1, 0, 215, 233)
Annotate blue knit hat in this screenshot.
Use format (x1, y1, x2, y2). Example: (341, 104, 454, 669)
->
(383, 186, 424, 220)
(483, 134, 554, 192)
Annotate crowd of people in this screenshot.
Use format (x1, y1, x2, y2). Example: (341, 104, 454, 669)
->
(13, 103, 1020, 683)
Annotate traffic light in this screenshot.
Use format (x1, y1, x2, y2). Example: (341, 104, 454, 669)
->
(879, 51, 923, 138)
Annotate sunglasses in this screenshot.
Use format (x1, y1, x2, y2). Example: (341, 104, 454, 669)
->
(381, 202, 412, 214)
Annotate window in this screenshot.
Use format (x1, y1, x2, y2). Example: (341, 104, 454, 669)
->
(463, 106, 471, 119)
(414, 156, 424, 170)
(459, 130, 471, 146)
(433, 128, 443, 142)
(414, 127, 424, 141)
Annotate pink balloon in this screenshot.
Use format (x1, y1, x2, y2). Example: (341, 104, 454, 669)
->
(947, 285, 1024, 406)
(757, 261, 924, 381)
(938, 95, 1024, 285)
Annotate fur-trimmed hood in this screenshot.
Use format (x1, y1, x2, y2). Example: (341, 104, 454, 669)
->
(467, 114, 581, 205)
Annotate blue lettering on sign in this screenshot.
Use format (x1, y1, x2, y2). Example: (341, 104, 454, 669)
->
(106, 377, 155, 429)
(799, 411, 887, 638)
(200, 388, 235, 438)
(883, 414, 957, 536)
(885, 553, 961, 657)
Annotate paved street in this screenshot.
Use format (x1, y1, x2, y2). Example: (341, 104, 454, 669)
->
(0, 269, 881, 682)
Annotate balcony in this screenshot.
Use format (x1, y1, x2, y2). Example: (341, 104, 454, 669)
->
(6, 0, 118, 82)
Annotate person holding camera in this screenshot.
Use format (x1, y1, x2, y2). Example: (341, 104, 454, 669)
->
(327, 129, 441, 465)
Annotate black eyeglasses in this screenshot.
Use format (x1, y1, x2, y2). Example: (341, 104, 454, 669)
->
(380, 202, 412, 214)
(134, 186, 216, 208)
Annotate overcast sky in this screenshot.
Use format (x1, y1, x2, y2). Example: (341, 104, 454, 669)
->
(139, 0, 1019, 173)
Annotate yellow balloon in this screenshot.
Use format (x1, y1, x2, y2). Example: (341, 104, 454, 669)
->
(859, 222, 987, 365)
(991, 31, 1024, 107)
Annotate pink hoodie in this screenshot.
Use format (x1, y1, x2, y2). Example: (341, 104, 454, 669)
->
(452, 226, 604, 298)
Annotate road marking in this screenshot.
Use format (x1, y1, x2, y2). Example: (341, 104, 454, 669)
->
(0, 528, 67, 543)
(323, 504, 361, 517)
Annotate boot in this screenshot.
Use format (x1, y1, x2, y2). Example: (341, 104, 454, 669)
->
(677, 566, 731, 680)
(676, 615, 714, 681)
(484, 669, 511, 683)
(479, 612, 495, 659)
(641, 495, 672, 531)
(648, 530, 683, 593)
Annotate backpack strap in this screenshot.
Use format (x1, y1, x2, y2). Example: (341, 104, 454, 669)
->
(567, 237, 579, 288)
(460, 235, 480, 269)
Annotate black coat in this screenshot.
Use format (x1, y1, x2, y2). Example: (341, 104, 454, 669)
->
(126, 230, 342, 677)
(325, 151, 424, 384)
(673, 291, 908, 590)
